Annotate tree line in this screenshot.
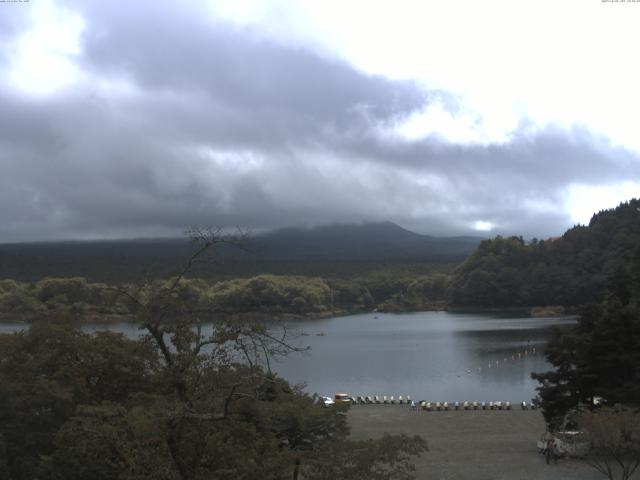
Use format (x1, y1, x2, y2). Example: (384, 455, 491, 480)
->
(0, 271, 453, 322)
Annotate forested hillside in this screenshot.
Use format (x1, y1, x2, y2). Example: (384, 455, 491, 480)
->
(450, 199, 640, 307)
(0, 222, 480, 283)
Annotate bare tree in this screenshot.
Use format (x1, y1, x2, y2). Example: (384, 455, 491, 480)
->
(578, 406, 640, 480)
(116, 226, 305, 404)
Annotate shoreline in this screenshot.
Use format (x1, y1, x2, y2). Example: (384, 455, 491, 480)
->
(0, 305, 578, 325)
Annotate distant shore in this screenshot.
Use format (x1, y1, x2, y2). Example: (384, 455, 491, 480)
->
(0, 305, 579, 325)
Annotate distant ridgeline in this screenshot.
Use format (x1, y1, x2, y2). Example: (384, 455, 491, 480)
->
(0, 222, 480, 283)
(450, 199, 640, 308)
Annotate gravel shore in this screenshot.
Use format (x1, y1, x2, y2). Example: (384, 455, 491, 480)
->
(348, 405, 620, 480)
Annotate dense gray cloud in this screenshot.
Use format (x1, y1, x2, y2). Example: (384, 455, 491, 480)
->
(0, 1, 639, 242)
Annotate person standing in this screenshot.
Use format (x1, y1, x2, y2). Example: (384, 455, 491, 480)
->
(552, 440, 560, 464)
(545, 439, 554, 465)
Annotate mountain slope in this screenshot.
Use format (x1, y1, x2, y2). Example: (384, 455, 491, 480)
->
(0, 222, 482, 282)
(254, 222, 481, 262)
(450, 199, 640, 307)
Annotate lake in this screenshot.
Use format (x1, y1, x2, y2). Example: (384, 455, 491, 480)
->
(268, 311, 575, 403)
(0, 311, 575, 403)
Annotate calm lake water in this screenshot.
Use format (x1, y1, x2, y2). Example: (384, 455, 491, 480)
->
(270, 312, 575, 403)
(0, 311, 575, 403)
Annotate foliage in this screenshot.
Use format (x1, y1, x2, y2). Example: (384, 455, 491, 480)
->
(379, 274, 450, 312)
(450, 199, 640, 307)
(577, 406, 640, 480)
(0, 277, 129, 320)
(207, 275, 334, 314)
(532, 293, 640, 430)
(0, 316, 159, 479)
(0, 267, 459, 322)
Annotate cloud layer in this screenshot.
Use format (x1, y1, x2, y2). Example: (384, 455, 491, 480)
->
(1, 1, 639, 242)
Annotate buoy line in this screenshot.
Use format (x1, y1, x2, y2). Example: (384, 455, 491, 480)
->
(454, 345, 541, 378)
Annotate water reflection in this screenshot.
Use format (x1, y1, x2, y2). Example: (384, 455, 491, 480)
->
(272, 312, 575, 402)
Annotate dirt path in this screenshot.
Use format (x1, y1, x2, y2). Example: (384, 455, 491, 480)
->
(348, 405, 620, 480)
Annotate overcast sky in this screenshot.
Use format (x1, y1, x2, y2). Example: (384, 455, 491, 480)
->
(1, 0, 640, 242)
